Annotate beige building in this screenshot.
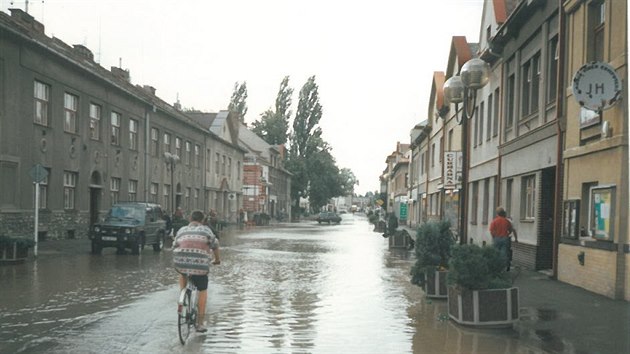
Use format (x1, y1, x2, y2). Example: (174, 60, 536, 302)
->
(558, 0, 629, 300)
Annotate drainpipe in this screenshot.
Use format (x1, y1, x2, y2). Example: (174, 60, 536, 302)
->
(144, 107, 151, 201)
(552, 0, 566, 280)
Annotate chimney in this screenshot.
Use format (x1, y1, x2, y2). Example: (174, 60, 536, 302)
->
(111, 67, 130, 82)
(277, 144, 286, 160)
(9, 8, 45, 34)
(142, 85, 156, 96)
(72, 44, 94, 61)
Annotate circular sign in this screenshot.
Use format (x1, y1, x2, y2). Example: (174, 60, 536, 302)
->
(572, 61, 622, 111)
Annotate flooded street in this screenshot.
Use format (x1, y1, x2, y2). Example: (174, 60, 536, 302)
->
(0, 214, 588, 353)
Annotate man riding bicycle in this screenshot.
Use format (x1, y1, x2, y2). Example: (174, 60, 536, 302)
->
(173, 210, 221, 333)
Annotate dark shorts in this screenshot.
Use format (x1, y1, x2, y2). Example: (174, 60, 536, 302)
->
(190, 274, 208, 291)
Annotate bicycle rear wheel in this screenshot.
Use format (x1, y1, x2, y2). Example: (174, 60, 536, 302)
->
(178, 289, 192, 344)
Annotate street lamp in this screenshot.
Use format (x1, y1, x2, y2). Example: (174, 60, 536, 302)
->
(164, 152, 180, 214)
(443, 58, 490, 244)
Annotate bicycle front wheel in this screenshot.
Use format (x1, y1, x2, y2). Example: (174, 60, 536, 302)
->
(178, 289, 192, 345)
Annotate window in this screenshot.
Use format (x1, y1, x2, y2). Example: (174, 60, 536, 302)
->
(195, 144, 201, 168)
(175, 137, 182, 157)
(521, 175, 536, 220)
(110, 177, 121, 205)
(151, 128, 159, 156)
(34, 81, 49, 126)
(486, 94, 493, 141)
(505, 178, 513, 216)
(471, 181, 479, 224)
(222, 155, 227, 175)
(431, 144, 435, 167)
(478, 101, 484, 145)
(89, 103, 101, 140)
(473, 105, 479, 147)
(506, 74, 515, 129)
(237, 161, 241, 180)
(129, 119, 138, 150)
(111, 112, 121, 145)
(206, 149, 211, 172)
(547, 36, 559, 104)
(64, 93, 78, 133)
(185, 141, 192, 165)
(448, 129, 453, 150)
(521, 53, 540, 118)
(128, 179, 138, 202)
(36, 171, 49, 209)
(185, 187, 191, 209)
(150, 183, 159, 203)
(164, 184, 171, 211)
(482, 178, 490, 224)
(194, 188, 200, 208)
(420, 152, 425, 175)
(215, 153, 220, 175)
(439, 137, 443, 162)
(228, 157, 232, 178)
(493, 88, 500, 136)
(164, 133, 171, 153)
(589, 1, 605, 62)
(63, 171, 77, 209)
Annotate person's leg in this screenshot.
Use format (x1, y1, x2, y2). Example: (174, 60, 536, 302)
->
(197, 289, 207, 326)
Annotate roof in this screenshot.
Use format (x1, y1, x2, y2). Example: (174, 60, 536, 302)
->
(239, 125, 274, 162)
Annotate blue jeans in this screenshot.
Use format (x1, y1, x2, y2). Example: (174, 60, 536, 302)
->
(492, 237, 512, 268)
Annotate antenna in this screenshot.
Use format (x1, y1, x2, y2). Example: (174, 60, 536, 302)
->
(119, 57, 122, 68)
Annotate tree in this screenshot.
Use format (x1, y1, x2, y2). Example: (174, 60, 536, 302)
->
(338, 168, 357, 196)
(288, 76, 323, 209)
(250, 76, 293, 145)
(228, 81, 248, 123)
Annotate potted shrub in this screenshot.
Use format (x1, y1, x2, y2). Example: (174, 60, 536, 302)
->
(447, 244, 519, 328)
(410, 220, 454, 298)
(0, 236, 35, 263)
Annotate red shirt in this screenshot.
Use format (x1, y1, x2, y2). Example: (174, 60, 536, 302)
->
(489, 216, 513, 238)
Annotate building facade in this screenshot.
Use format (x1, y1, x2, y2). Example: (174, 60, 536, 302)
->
(0, 9, 244, 239)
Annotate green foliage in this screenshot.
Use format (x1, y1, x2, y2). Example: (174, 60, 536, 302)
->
(228, 81, 248, 123)
(0, 235, 35, 248)
(410, 220, 454, 287)
(447, 244, 512, 290)
(250, 77, 292, 145)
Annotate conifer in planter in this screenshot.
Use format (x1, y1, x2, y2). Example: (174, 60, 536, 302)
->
(447, 244, 519, 328)
(0, 236, 35, 263)
(410, 220, 454, 298)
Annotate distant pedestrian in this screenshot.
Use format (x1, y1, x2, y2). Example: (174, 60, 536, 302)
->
(489, 207, 518, 271)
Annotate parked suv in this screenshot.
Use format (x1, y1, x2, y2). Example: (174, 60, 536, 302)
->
(316, 211, 342, 224)
(90, 202, 167, 255)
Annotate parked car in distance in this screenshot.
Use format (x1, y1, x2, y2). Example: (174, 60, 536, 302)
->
(316, 212, 342, 224)
(89, 202, 167, 255)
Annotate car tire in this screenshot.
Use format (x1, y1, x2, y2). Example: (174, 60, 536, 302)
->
(91, 241, 102, 255)
(153, 233, 164, 252)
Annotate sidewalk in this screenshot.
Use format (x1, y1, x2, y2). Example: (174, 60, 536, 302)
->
(513, 268, 630, 354)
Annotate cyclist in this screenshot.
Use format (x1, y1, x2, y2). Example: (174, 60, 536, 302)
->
(173, 210, 221, 333)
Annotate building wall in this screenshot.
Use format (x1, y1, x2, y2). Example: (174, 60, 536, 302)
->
(558, 243, 617, 298)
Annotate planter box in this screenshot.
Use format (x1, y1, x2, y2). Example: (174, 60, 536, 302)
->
(425, 270, 448, 299)
(448, 286, 519, 328)
(0, 242, 29, 264)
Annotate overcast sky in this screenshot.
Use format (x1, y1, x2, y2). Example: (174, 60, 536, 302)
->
(2, 0, 484, 195)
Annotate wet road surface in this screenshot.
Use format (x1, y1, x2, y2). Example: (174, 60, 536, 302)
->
(0, 214, 608, 353)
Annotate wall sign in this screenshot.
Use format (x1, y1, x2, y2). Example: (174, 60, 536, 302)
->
(572, 61, 622, 112)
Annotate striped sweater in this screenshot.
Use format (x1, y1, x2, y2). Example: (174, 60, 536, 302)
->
(173, 224, 218, 275)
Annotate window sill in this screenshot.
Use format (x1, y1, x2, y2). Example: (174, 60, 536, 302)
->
(520, 219, 535, 223)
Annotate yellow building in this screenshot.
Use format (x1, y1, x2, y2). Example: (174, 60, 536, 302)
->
(558, 0, 629, 300)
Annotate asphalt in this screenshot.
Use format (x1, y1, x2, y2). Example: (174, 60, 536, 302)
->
(11, 236, 630, 354)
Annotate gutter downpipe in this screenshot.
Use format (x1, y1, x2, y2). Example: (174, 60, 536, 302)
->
(552, 0, 566, 280)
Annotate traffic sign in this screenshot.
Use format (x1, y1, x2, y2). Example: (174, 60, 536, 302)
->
(29, 164, 48, 183)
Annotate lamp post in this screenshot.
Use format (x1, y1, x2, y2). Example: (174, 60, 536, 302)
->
(443, 58, 490, 244)
(164, 152, 180, 214)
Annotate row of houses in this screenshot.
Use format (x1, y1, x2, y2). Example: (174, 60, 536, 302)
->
(0, 8, 292, 240)
(381, 0, 628, 300)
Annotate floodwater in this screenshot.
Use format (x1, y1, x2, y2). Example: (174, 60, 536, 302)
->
(1, 214, 551, 353)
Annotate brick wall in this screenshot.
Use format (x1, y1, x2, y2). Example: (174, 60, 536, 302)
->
(558, 244, 617, 298)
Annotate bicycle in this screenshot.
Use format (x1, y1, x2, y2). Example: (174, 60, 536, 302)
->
(177, 275, 199, 345)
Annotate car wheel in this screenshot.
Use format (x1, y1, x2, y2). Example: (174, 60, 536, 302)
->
(153, 233, 164, 251)
(91, 241, 102, 255)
